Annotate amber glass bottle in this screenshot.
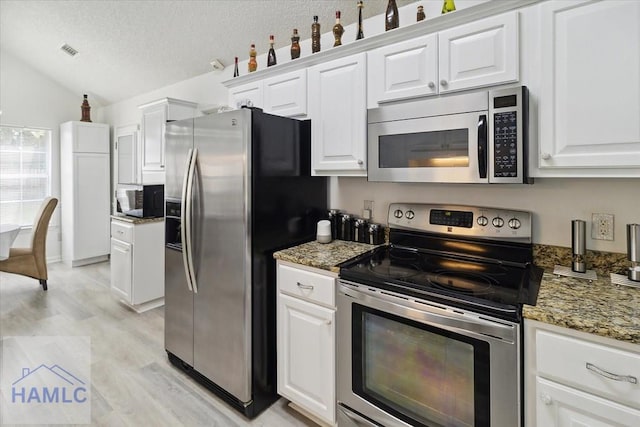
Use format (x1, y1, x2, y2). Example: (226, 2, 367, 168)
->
(417, 5, 426, 21)
(442, 0, 456, 14)
(290, 29, 301, 59)
(248, 44, 257, 72)
(311, 15, 321, 53)
(81, 94, 91, 122)
(233, 57, 239, 77)
(385, 0, 399, 31)
(356, 1, 365, 40)
(333, 11, 344, 47)
(267, 35, 277, 67)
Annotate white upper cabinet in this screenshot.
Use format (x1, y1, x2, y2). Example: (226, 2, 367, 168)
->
(138, 98, 197, 176)
(439, 12, 519, 93)
(114, 124, 140, 185)
(228, 81, 263, 110)
(537, 0, 640, 175)
(368, 34, 438, 107)
(368, 12, 519, 107)
(263, 69, 307, 117)
(308, 53, 367, 176)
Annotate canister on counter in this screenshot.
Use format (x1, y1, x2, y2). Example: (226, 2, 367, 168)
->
(341, 214, 354, 241)
(354, 218, 368, 243)
(368, 223, 385, 245)
(328, 209, 342, 240)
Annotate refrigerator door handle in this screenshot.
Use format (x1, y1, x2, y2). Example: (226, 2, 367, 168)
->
(185, 148, 199, 294)
(181, 148, 194, 292)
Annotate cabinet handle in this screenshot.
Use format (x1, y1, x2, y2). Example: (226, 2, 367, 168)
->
(324, 319, 332, 325)
(540, 394, 552, 405)
(586, 362, 638, 384)
(296, 282, 314, 290)
(357, 159, 364, 166)
(428, 81, 435, 89)
(440, 79, 448, 87)
(541, 152, 552, 160)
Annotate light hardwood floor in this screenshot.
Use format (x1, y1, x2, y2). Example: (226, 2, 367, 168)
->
(0, 261, 318, 427)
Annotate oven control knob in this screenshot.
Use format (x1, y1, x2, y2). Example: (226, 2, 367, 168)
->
(492, 217, 504, 228)
(477, 216, 488, 227)
(394, 209, 403, 219)
(405, 210, 415, 220)
(508, 218, 521, 229)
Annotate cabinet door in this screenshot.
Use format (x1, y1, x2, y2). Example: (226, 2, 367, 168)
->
(308, 53, 367, 176)
(438, 12, 518, 93)
(110, 238, 132, 302)
(228, 81, 263, 109)
(536, 378, 640, 427)
(115, 124, 140, 184)
(538, 0, 640, 171)
(141, 105, 166, 171)
(278, 293, 335, 425)
(263, 69, 307, 117)
(368, 34, 438, 107)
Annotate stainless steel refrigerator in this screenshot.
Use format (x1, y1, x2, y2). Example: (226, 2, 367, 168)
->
(164, 108, 327, 418)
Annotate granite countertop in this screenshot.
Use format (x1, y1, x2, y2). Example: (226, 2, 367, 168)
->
(273, 240, 378, 273)
(110, 214, 164, 225)
(524, 271, 640, 344)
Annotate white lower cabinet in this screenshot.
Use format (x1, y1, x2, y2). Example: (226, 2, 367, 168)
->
(110, 219, 165, 312)
(525, 320, 640, 427)
(277, 261, 336, 426)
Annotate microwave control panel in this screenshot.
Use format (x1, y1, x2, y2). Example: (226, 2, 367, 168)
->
(493, 110, 518, 177)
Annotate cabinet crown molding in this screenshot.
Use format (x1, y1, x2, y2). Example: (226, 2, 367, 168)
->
(138, 97, 198, 110)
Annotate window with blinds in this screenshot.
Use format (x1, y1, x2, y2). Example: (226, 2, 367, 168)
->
(0, 126, 51, 226)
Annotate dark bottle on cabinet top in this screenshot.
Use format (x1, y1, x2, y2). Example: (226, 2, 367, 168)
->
(385, 0, 399, 31)
(233, 56, 239, 77)
(333, 11, 344, 47)
(417, 5, 426, 21)
(312, 15, 321, 53)
(356, 1, 365, 40)
(290, 28, 301, 59)
(267, 35, 277, 67)
(248, 44, 257, 72)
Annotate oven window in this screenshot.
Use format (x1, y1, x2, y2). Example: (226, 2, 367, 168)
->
(378, 129, 469, 168)
(352, 304, 490, 427)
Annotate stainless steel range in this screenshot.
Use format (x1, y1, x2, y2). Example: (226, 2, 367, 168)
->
(337, 203, 543, 427)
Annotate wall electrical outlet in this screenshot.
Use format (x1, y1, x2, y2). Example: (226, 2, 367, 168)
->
(363, 200, 373, 220)
(591, 213, 614, 241)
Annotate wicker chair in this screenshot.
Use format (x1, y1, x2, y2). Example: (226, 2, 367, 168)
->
(0, 197, 58, 290)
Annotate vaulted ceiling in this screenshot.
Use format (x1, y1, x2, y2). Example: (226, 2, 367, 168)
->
(1, 0, 415, 107)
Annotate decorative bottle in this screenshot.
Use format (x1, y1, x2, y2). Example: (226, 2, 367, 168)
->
(81, 94, 91, 122)
(417, 5, 426, 22)
(333, 11, 344, 47)
(311, 15, 321, 53)
(233, 57, 239, 77)
(356, 1, 365, 40)
(385, 0, 399, 31)
(442, 0, 456, 14)
(267, 35, 277, 67)
(290, 29, 301, 59)
(248, 44, 257, 72)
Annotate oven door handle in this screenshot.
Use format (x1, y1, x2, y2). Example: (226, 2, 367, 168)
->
(338, 404, 381, 427)
(478, 114, 488, 179)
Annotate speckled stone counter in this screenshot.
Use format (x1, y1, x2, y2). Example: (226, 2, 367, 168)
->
(111, 215, 164, 225)
(524, 272, 640, 344)
(273, 240, 378, 273)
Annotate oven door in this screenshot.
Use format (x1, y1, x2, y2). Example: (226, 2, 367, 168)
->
(337, 280, 521, 427)
(368, 111, 488, 184)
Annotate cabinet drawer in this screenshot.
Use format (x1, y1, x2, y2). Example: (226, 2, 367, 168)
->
(537, 330, 640, 409)
(278, 264, 335, 307)
(111, 220, 133, 244)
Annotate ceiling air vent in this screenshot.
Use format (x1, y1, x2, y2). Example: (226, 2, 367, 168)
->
(60, 44, 78, 57)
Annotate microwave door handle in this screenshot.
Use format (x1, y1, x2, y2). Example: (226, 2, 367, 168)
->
(181, 148, 194, 292)
(478, 114, 488, 179)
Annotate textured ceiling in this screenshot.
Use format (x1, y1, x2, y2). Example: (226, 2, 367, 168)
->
(0, 0, 416, 106)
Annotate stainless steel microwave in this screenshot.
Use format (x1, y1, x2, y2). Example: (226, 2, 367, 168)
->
(116, 184, 164, 218)
(367, 86, 532, 184)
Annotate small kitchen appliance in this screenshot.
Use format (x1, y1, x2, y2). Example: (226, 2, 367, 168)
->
(628, 224, 640, 282)
(317, 220, 332, 243)
(571, 219, 587, 273)
(337, 203, 543, 427)
(116, 184, 164, 218)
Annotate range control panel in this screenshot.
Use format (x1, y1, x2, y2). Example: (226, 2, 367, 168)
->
(388, 203, 532, 242)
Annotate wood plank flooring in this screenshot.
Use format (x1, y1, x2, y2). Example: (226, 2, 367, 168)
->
(0, 262, 317, 427)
